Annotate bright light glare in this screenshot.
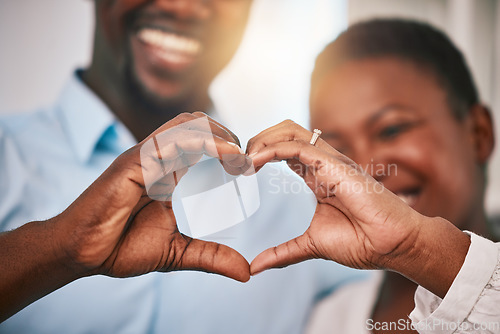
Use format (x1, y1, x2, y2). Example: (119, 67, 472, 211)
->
(211, 0, 347, 146)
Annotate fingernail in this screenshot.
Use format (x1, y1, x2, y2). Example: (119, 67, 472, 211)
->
(251, 270, 263, 276)
(248, 151, 258, 159)
(228, 142, 245, 155)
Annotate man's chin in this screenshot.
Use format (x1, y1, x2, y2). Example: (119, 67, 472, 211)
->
(127, 73, 193, 114)
(143, 85, 184, 106)
(134, 88, 191, 114)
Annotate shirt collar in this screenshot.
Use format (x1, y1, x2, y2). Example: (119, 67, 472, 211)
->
(56, 71, 136, 163)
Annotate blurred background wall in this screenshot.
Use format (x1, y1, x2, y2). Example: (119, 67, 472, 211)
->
(0, 1, 94, 112)
(0, 0, 499, 214)
(0, 0, 346, 143)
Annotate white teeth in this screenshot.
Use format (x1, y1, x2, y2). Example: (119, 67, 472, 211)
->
(137, 28, 201, 56)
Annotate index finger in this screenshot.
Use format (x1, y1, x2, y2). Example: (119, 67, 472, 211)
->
(143, 112, 241, 149)
(192, 111, 241, 147)
(246, 120, 336, 156)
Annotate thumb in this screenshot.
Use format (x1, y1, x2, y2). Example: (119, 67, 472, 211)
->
(177, 237, 251, 282)
(250, 234, 315, 276)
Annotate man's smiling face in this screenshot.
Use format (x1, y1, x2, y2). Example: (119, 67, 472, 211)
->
(93, 0, 252, 109)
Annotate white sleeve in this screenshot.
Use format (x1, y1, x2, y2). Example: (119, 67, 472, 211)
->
(409, 232, 500, 333)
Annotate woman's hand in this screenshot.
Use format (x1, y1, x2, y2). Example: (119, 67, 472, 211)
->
(247, 120, 470, 298)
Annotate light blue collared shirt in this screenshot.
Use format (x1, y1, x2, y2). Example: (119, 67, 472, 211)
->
(0, 73, 364, 334)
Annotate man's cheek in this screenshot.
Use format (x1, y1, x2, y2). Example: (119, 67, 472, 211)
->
(213, 1, 253, 24)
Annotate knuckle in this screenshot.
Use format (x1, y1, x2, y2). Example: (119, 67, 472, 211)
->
(336, 155, 359, 170)
(176, 112, 194, 123)
(192, 111, 207, 117)
(295, 139, 309, 147)
(114, 146, 139, 168)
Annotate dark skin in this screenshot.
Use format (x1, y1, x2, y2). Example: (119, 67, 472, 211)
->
(2, 109, 480, 323)
(83, 0, 253, 141)
(246, 118, 472, 299)
(0, 112, 252, 322)
(1, 2, 496, 325)
(307, 58, 496, 333)
(1, 59, 492, 323)
(1, 0, 255, 321)
(243, 56, 495, 327)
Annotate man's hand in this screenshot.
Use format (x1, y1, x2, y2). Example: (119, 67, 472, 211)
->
(0, 112, 251, 321)
(246, 120, 471, 298)
(57, 112, 251, 280)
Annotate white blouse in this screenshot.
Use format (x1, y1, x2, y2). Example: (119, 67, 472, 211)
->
(306, 232, 500, 334)
(305, 272, 383, 334)
(409, 232, 500, 333)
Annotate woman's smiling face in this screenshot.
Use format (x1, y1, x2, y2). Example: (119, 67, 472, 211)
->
(310, 57, 492, 229)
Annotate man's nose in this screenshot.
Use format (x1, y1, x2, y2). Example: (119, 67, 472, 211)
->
(156, 0, 211, 20)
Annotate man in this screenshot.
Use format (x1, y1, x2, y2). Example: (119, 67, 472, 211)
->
(0, 1, 357, 333)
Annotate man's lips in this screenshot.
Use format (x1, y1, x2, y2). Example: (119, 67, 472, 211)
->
(132, 27, 202, 72)
(138, 28, 201, 55)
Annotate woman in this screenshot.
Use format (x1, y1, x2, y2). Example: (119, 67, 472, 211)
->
(247, 19, 500, 333)
(1, 19, 499, 332)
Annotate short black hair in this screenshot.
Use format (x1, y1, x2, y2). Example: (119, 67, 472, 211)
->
(311, 18, 479, 119)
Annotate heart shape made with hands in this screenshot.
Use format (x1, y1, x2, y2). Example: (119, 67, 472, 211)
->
(135, 115, 320, 282)
(140, 116, 259, 238)
(68, 113, 415, 286)
(66, 113, 256, 283)
(137, 115, 330, 282)
(135, 115, 410, 283)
